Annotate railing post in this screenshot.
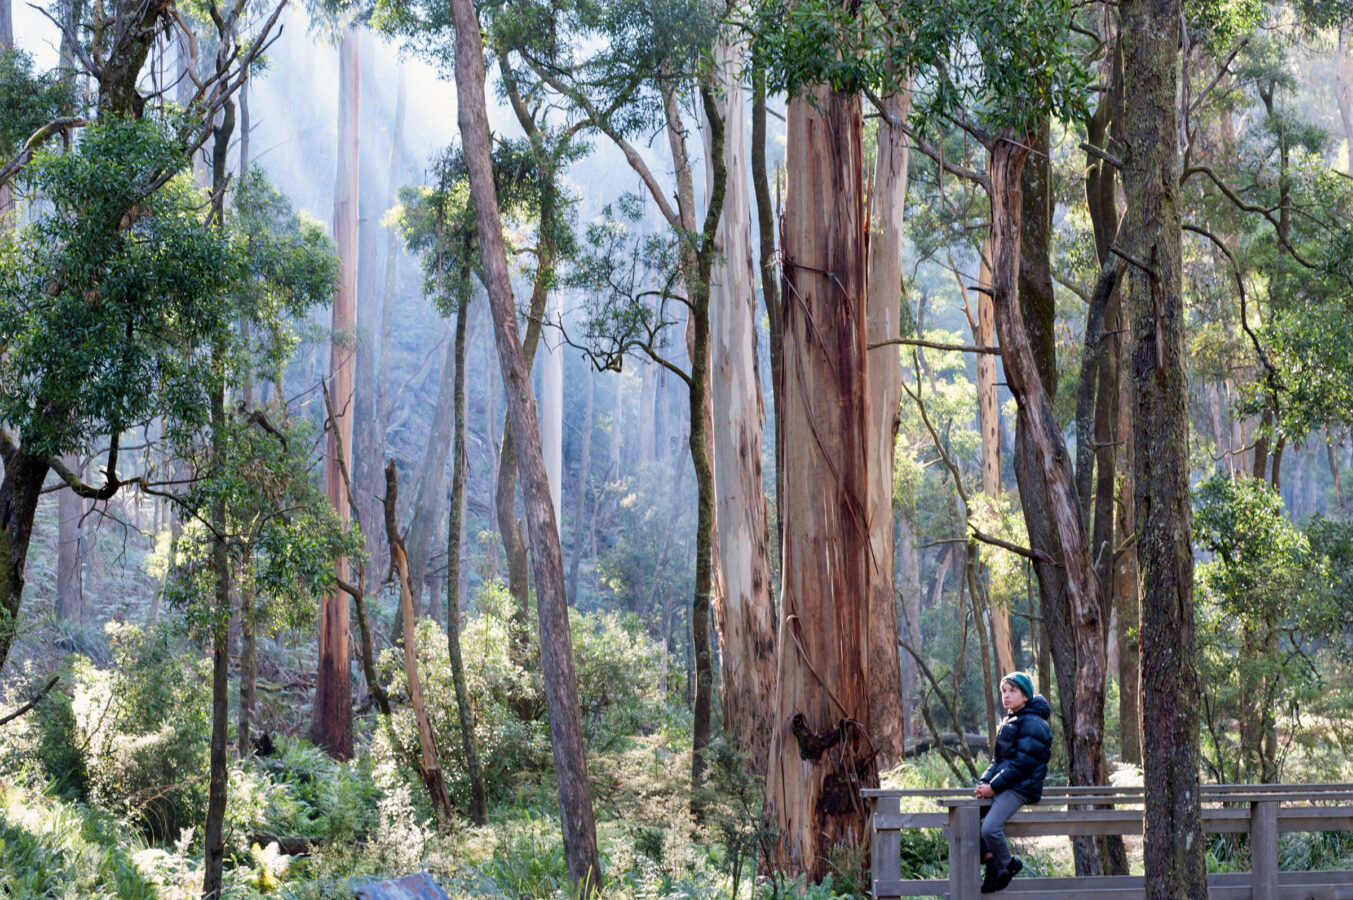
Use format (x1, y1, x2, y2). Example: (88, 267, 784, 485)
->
(872, 795, 900, 898)
(947, 802, 979, 899)
(1251, 799, 1279, 900)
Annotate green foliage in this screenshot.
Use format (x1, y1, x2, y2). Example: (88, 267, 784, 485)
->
(376, 588, 667, 815)
(249, 737, 382, 843)
(0, 783, 157, 900)
(0, 49, 75, 160)
(1194, 474, 1311, 618)
(231, 169, 340, 387)
(749, 0, 1090, 132)
(164, 408, 360, 640)
(0, 116, 235, 457)
(69, 623, 211, 842)
(481, 815, 570, 900)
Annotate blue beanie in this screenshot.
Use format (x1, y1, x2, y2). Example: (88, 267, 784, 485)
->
(1002, 671, 1035, 702)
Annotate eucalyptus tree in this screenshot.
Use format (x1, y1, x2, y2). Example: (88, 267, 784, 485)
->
(394, 144, 549, 825)
(750, 0, 1110, 874)
(463, 0, 748, 795)
(0, 0, 272, 676)
(446, 0, 601, 887)
(376, 0, 588, 673)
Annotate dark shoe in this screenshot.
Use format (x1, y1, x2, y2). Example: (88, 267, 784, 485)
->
(981, 858, 1022, 893)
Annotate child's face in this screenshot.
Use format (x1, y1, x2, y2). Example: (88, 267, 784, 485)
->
(1001, 680, 1027, 712)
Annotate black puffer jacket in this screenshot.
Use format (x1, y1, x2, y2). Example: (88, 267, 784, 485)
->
(979, 694, 1053, 802)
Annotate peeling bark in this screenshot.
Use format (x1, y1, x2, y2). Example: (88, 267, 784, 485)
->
(764, 85, 876, 880)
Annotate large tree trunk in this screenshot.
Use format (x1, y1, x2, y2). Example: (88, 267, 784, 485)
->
(449, 0, 601, 889)
(706, 34, 777, 778)
(372, 65, 407, 584)
(202, 380, 231, 900)
(866, 87, 911, 769)
(312, 23, 360, 761)
(352, 28, 382, 577)
(990, 137, 1107, 875)
(0, 451, 51, 684)
(764, 84, 876, 881)
(1121, 0, 1207, 893)
(446, 294, 488, 825)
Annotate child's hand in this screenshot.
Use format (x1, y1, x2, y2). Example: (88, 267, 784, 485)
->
(974, 783, 995, 799)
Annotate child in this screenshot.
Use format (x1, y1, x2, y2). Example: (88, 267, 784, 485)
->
(974, 671, 1052, 893)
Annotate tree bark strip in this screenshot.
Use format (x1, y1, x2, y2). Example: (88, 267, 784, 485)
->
(865, 86, 912, 769)
(706, 32, 777, 778)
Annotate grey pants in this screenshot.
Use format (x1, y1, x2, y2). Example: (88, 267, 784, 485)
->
(979, 789, 1026, 870)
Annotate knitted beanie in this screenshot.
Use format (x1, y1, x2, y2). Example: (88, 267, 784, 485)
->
(1002, 671, 1035, 702)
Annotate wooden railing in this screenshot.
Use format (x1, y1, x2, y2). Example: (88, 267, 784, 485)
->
(865, 783, 1353, 899)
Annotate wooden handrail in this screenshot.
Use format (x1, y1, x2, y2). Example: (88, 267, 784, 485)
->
(869, 786, 1353, 899)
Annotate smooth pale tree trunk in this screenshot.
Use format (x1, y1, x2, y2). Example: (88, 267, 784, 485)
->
(639, 359, 656, 467)
(866, 87, 911, 769)
(567, 368, 594, 602)
(449, 0, 600, 889)
(447, 294, 487, 824)
(541, 294, 564, 527)
(975, 247, 1015, 676)
(312, 23, 360, 762)
(705, 33, 777, 777)
(764, 84, 876, 881)
(1121, 0, 1206, 893)
(56, 456, 84, 623)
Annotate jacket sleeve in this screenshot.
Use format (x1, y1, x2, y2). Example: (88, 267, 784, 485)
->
(979, 758, 1003, 784)
(988, 719, 1052, 792)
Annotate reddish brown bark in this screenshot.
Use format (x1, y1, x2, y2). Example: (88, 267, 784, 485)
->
(312, 23, 360, 762)
(764, 85, 876, 880)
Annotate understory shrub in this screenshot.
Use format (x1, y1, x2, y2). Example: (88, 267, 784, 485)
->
(73, 622, 210, 841)
(376, 582, 667, 815)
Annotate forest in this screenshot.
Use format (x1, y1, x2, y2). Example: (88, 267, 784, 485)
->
(1, 0, 1352, 894)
